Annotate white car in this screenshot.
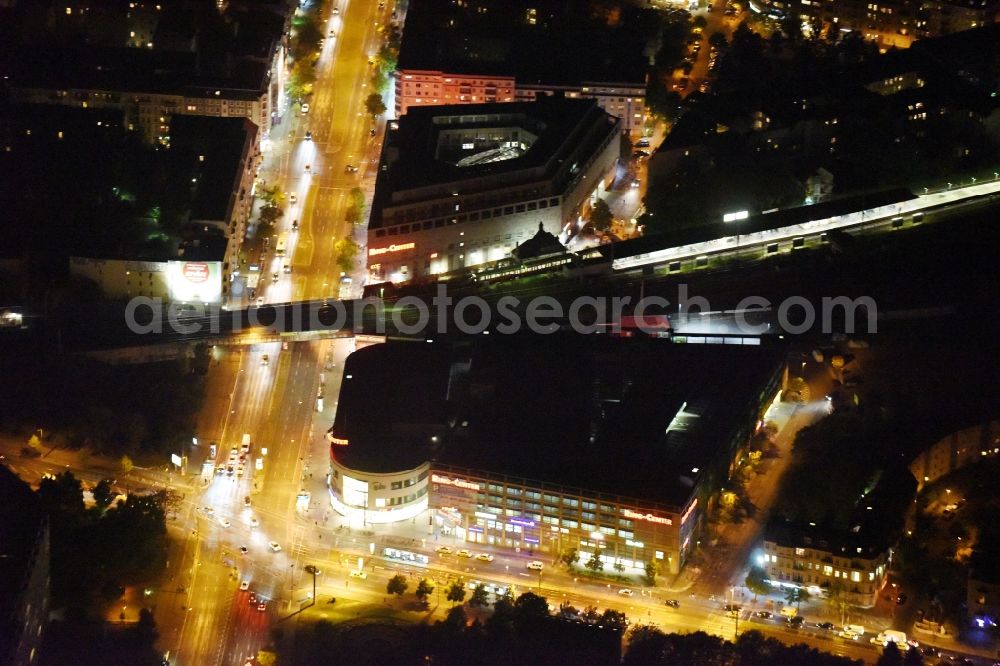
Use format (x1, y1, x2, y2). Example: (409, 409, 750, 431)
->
(255, 297, 264, 307)
(219, 519, 231, 528)
(304, 163, 311, 173)
(249, 517, 259, 528)
(526, 561, 544, 571)
(332, 6, 339, 14)
(618, 588, 635, 597)
(839, 630, 860, 640)
(289, 193, 297, 204)
(269, 541, 281, 552)
(435, 546, 452, 555)
(240, 580, 250, 591)
(457, 549, 473, 558)
(475, 553, 494, 562)
(349, 570, 368, 579)
(301, 103, 310, 114)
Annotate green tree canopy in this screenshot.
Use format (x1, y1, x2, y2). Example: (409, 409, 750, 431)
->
(387, 574, 408, 597)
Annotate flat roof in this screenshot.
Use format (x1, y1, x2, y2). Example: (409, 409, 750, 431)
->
(397, 0, 649, 86)
(331, 335, 786, 508)
(371, 96, 617, 228)
(766, 465, 917, 558)
(169, 115, 257, 223)
(4, 44, 270, 99)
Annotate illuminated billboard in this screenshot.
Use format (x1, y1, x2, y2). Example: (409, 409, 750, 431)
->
(167, 260, 223, 304)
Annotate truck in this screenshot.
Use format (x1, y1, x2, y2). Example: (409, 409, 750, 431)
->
(780, 606, 798, 619)
(276, 234, 287, 257)
(871, 630, 906, 647)
(241, 433, 251, 454)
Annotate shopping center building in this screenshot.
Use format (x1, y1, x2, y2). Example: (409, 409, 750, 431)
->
(366, 96, 621, 283)
(327, 334, 787, 575)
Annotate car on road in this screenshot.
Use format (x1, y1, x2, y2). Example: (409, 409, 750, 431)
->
(261, 354, 270, 366)
(249, 517, 259, 528)
(723, 604, 741, 612)
(896, 593, 908, 605)
(283, 263, 291, 274)
(636, 138, 650, 147)
(345, 164, 359, 173)
(236, 465, 244, 477)
(435, 546, 452, 555)
(349, 570, 368, 579)
(219, 519, 231, 528)
(332, 6, 339, 14)
(329, 29, 336, 37)
(239, 546, 248, 555)
(370, 128, 377, 137)
(240, 580, 250, 591)
(269, 541, 281, 552)
(665, 599, 680, 608)
(788, 616, 805, 628)
(476, 553, 494, 562)
(203, 506, 215, 515)
(289, 193, 297, 204)
(618, 588, 635, 597)
(249, 592, 256, 603)
(755, 611, 773, 619)
(838, 629, 860, 640)
(457, 549, 473, 558)
(301, 103, 310, 114)
(526, 561, 544, 571)
(304, 163, 311, 173)
(291, 220, 299, 231)
(257, 600, 267, 611)
(815, 621, 836, 630)
(305, 131, 313, 141)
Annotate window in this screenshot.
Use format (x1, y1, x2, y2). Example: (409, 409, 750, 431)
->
(795, 547, 805, 556)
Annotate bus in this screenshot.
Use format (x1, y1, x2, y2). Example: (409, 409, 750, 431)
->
(382, 548, 429, 567)
(276, 234, 287, 257)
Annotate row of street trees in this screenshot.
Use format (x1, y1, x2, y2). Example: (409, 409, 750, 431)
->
(559, 547, 659, 585)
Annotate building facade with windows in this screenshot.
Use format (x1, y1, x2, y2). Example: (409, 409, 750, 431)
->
(752, 0, 999, 47)
(367, 97, 621, 282)
(327, 336, 788, 576)
(395, 71, 646, 135)
(0, 466, 50, 666)
(761, 467, 916, 607)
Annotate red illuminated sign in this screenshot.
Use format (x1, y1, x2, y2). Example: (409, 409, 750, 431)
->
(680, 498, 698, 525)
(369, 242, 415, 256)
(622, 509, 673, 526)
(183, 262, 210, 283)
(431, 474, 479, 491)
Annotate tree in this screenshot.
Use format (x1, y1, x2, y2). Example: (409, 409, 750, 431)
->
(744, 566, 771, 601)
(600, 608, 629, 632)
(692, 15, 708, 30)
(364, 93, 387, 119)
(345, 187, 366, 225)
(258, 204, 283, 232)
(902, 646, 924, 665)
(512, 592, 550, 630)
(469, 583, 490, 608)
(876, 641, 904, 666)
(446, 581, 466, 606)
(560, 547, 580, 569)
(387, 574, 408, 597)
(120, 454, 133, 476)
(92, 478, 115, 510)
(415, 578, 434, 604)
(590, 199, 613, 233)
(585, 551, 605, 573)
(784, 586, 810, 608)
(709, 31, 729, 51)
(334, 237, 360, 273)
(645, 559, 660, 585)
